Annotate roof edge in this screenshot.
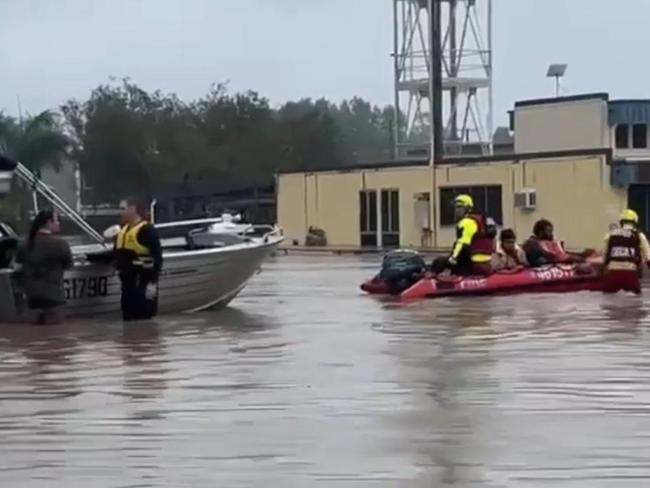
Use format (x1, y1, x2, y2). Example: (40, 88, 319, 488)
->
(277, 148, 613, 175)
(515, 93, 609, 108)
(609, 99, 650, 105)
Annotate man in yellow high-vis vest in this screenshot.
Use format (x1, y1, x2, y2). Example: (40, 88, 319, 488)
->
(115, 197, 162, 321)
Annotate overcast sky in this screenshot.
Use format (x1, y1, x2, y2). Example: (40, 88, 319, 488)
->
(1, 0, 649, 128)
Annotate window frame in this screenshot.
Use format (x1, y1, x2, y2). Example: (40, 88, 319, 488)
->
(632, 123, 648, 149)
(380, 188, 400, 247)
(359, 190, 378, 247)
(438, 185, 503, 227)
(615, 124, 629, 149)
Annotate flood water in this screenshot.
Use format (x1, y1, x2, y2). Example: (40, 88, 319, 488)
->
(2, 254, 650, 487)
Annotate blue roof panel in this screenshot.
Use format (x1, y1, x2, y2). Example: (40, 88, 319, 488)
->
(609, 100, 650, 125)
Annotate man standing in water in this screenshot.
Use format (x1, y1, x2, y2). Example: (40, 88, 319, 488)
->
(115, 197, 163, 321)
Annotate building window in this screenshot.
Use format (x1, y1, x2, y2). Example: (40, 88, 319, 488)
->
(615, 124, 629, 148)
(380, 189, 400, 247)
(439, 186, 503, 227)
(633, 123, 648, 148)
(359, 190, 377, 247)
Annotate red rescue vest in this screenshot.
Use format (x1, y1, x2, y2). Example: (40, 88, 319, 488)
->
(536, 239, 569, 263)
(467, 214, 496, 256)
(606, 228, 641, 267)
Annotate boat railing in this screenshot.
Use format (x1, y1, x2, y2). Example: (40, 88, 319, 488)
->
(12, 161, 106, 245)
(260, 225, 283, 243)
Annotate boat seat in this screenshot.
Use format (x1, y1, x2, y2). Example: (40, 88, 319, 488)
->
(0, 237, 18, 269)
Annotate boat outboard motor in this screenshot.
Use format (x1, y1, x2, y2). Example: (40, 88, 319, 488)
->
(379, 249, 427, 293)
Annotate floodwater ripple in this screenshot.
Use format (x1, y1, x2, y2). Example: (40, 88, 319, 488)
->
(1, 255, 650, 487)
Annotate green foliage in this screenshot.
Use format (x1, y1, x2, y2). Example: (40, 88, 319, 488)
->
(0, 111, 71, 227)
(60, 80, 397, 203)
(0, 82, 399, 207)
(0, 111, 70, 173)
(0, 192, 27, 231)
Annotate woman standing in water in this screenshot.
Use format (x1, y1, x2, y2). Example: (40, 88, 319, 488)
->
(18, 210, 73, 324)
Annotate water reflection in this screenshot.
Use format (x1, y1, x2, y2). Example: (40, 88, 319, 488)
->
(120, 323, 167, 403)
(1, 255, 650, 486)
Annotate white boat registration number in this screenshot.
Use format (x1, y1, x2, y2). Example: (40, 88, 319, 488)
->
(534, 266, 574, 281)
(64, 277, 109, 300)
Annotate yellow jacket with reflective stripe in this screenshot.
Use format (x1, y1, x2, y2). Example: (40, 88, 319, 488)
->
(116, 221, 153, 267)
(451, 216, 492, 264)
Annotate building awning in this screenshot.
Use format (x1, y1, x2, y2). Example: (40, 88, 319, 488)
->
(609, 100, 650, 126)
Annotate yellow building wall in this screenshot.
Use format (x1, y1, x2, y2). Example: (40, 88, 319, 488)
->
(278, 167, 434, 247)
(307, 172, 364, 246)
(277, 154, 627, 250)
(515, 157, 625, 249)
(363, 167, 433, 247)
(276, 173, 307, 244)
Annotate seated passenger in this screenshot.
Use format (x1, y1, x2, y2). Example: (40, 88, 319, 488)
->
(432, 194, 494, 276)
(522, 219, 577, 266)
(492, 229, 528, 272)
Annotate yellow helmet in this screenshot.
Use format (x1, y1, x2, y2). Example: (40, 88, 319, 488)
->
(454, 194, 474, 209)
(620, 209, 639, 224)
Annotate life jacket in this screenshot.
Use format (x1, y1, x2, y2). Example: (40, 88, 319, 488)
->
(116, 221, 153, 268)
(537, 239, 569, 263)
(606, 227, 641, 267)
(495, 243, 526, 268)
(466, 214, 495, 262)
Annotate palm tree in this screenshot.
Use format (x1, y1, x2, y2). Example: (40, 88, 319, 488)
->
(0, 111, 72, 227)
(0, 110, 70, 173)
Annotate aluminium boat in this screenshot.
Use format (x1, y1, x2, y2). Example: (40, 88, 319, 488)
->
(0, 155, 283, 323)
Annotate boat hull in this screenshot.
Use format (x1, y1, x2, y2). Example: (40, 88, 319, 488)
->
(0, 236, 281, 323)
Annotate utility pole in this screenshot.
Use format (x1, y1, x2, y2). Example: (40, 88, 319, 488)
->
(428, 0, 443, 165)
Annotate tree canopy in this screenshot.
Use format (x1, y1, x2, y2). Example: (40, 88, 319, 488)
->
(0, 110, 70, 173)
(3, 80, 399, 204)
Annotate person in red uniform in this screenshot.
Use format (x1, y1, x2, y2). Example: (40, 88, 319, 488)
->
(437, 194, 495, 276)
(602, 209, 650, 295)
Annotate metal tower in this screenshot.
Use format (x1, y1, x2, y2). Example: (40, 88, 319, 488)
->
(393, 0, 493, 157)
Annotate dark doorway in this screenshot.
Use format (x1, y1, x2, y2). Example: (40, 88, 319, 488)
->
(380, 189, 400, 247)
(359, 190, 378, 247)
(628, 185, 650, 235)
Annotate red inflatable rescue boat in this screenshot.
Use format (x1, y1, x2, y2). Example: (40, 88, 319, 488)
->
(361, 263, 604, 299)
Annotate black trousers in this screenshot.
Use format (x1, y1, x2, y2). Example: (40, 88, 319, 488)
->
(431, 256, 473, 276)
(120, 273, 158, 322)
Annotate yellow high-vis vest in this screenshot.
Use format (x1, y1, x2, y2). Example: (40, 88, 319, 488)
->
(116, 221, 153, 268)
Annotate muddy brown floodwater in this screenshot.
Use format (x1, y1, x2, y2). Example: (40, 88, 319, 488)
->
(2, 254, 650, 487)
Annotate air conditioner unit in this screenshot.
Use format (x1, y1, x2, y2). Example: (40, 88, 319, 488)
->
(514, 188, 536, 210)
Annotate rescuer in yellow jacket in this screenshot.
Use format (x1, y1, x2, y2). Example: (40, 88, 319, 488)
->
(115, 197, 163, 321)
(446, 194, 495, 275)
